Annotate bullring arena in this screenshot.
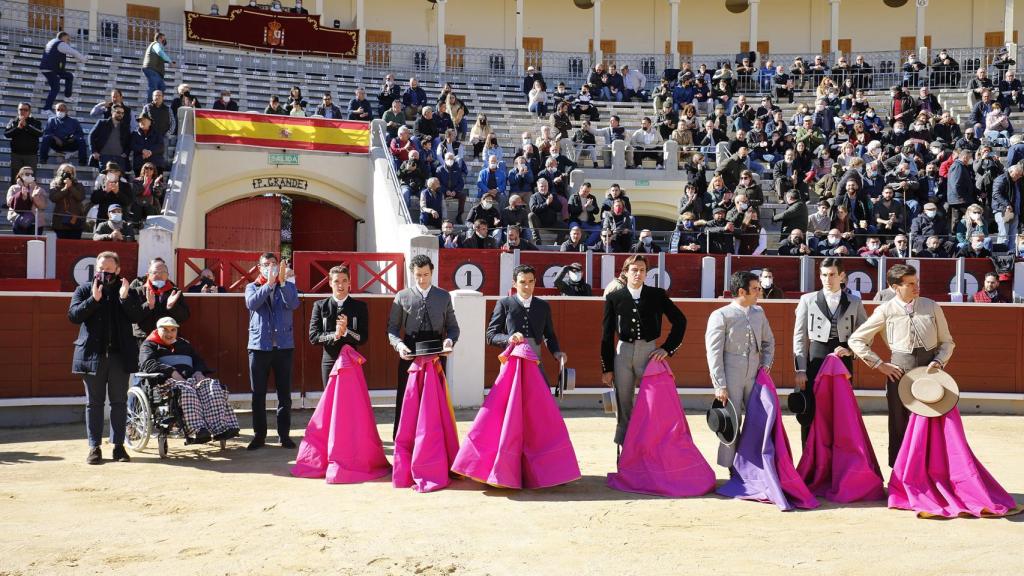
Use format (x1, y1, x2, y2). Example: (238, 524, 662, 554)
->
(1, 0, 1023, 574)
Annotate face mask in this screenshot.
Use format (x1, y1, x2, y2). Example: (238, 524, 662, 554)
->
(970, 213, 982, 222)
(21, 175, 34, 185)
(568, 272, 581, 283)
(445, 160, 454, 167)
(613, 207, 623, 215)
(925, 210, 937, 218)
(866, 112, 875, 118)
(868, 243, 880, 251)
(151, 279, 166, 289)
(737, 203, 749, 211)
(481, 201, 494, 210)
(642, 237, 652, 246)
(222, 96, 231, 103)
(828, 236, 839, 245)
(95, 271, 119, 285)
(681, 221, 694, 229)
(56, 111, 67, 119)
(261, 265, 278, 279)
(109, 213, 123, 222)
(894, 128, 905, 134)
(760, 278, 773, 289)
(972, 242, 984, 250)
(522, 138, 531, 147)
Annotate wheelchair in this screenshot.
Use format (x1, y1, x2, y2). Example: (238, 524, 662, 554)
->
(125, 373, 229, 458)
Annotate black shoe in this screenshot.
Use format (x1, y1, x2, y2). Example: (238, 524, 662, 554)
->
(279, 437, 296, 449)
(194, 428, 212, 444)
(112, 445, 130, 462)
(86, 446, 103, 465)
(246, 437, 266, 451)
(214, 428, 240, 441)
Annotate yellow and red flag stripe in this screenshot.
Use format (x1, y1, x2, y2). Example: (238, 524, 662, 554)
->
(194, 110, 370, 153)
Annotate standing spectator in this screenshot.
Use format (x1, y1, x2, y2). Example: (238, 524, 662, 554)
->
(973, 273, 1008, 303)
(6, 166, 47, 235)
(602, 198, 633, 252)
(142, 90, 175, 141)
(992, 164, 1022, 247)
(522, 66, 545, 97)
(772, 190, 808, 240)
(946, 149, 977, 226)
(436, 152, 466, 223)
(127, 258, 189, 341)
(89, 103, 130, 172)
(245, 253, 300, 450)
(93, 204, 137, 242)
(4, 103, 42, 185)
(212, 90, 239, 111)
(49, 163, 86, 239)
(141, 32, 174, 97)
(69, 251, 143, 464)
(130, 113, 165, 176)
(313, 93, 342, 119)
(402, 77, 428, 120)
(40, 102, 87, 165)
(527, 81, 548, 118)
(528, 178, 564, 245)
(39, 31, 88, 111)
(377, 74, 401, 114)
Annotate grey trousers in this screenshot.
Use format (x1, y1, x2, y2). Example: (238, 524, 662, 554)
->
(612, 338, 657, 444)
(716, 352, 761, 468)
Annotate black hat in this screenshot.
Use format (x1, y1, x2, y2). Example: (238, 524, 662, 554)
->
(706, 399, 739, 446)
(410, 340, 445, 357)
(712, 206, 727, 215)
(787, 389, 814, 426)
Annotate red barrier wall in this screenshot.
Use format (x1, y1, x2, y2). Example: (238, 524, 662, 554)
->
(7, 294, 1019, 400)
(55, 240, 138, 291)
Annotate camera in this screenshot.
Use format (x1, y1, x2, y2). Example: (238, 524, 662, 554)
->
(60, 170, 72, 180)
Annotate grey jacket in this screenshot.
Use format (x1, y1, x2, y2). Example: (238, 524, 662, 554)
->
(705, 303, 775, 390)
(793, 290, 868, 372)
(386, 286, 460, 352)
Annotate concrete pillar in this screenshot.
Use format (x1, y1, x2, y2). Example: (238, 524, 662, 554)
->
(88, 0, 98, 42)
(748, 0, 760, 58)
(915, 0, 926, 55)
(515, 0, 524, 71)
(436, 0, 447, 73)
(447, 290, 486, 408)
(829, 0, 841, 58)
(700, 256, 716, 298)
(138, 224, 176, 283)
(356, 0, 365, 65)
(669, 0, 680, 68)
(1005, 0, 1017, 71)
(593, 0, 602, 67)
(315, 0, 324, 25)
(26, 240, 45, 279)
(185, 0, 194, 12)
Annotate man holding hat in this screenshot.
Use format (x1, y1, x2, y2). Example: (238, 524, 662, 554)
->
(554, 262, 591, 296)
(705, 270, 775, 470)
(848, 263, 955, 467)
(792, 257, 867, 444)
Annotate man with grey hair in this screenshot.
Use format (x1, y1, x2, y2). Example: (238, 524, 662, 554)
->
(992, 164, 1023, 246)
(347, 87, 373, 121)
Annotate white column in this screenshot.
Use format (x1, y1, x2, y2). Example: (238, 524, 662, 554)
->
(669, 0, 680, 68)
(1005, 0, 1017, 70)
(356, 0, 365, 64)
(88, 0, 98, 42)
(748, 0, 760, 56)
(185, 0, 194, 12)
(314, 0, 323, 25)
(829, 0, 841, 57)
(593, 0, 602, 66)
(448, 290, 486, 408)
(515, 0, 524, 71)
(228, 0, 237, 5)
(436, 0, 447, 73)
(915, 0, 927, 58)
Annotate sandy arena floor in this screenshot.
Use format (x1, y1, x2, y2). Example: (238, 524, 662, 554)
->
(0, 408, 1021, 576)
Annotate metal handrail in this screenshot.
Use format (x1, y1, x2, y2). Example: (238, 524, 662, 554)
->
(371, 121, 414, 225)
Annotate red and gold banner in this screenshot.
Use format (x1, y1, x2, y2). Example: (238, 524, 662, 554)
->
(185, 6, 357, 58)
(194, 110, 370, 153)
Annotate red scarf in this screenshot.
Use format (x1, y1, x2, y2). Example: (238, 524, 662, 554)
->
(147, 277, 175, 296)
(146, 330, 175, 350)
(255, 274, 268, 286)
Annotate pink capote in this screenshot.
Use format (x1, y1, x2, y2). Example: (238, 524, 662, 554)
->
(607, 359, 715, 497)
(796, 355, 887, 502)
(888, 407, 1022, 518)
(717, 368, 819, 511)
(392, 355, 460, 493)
(291, 346, 391, 484)
(451, 343, 581, 489)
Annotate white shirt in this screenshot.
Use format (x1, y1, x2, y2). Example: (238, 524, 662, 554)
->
(332, 295, 348, 307)
(515, 294, 533, 309)
(626, 285, 643, 300)
(731, 301, 751, 314)
(823, 288, 841, 314)
(416, 285, 431, 299)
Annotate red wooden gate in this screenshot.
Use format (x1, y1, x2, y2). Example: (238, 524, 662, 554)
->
(290, 198, 357, 252)
(205, 196, 282, 252)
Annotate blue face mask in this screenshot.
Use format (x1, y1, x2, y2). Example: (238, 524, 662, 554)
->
(151, 279, 166, 289)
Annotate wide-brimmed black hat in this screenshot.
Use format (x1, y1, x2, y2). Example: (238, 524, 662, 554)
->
(410, 340, 445, 357)
(706, 399, 739, 446)
(788, 389, 814, 426)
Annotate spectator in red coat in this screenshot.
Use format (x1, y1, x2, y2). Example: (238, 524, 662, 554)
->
(973, 272, 1009, 303)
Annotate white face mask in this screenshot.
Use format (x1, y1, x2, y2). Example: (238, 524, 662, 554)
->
(970, 213, 982, 222)
(56, 111, 67, 119)
(827, 236, 839, 245)
(222, 96, 231, 103)
(445, 160, 454, 167)
(642, 237, 652, 246)
(737, 203, 749, 211)
(972, 242, 984, 250)
(925, 210, 937, 218)
(261, 265, 278, 279)
(481, 201, 494, 210)
(868, 242, 880, 251)
(21, 175, 34, 185)
(151, 279, 166, 289)
(568, 271, 582, 283)
(109, 212, 123, 222)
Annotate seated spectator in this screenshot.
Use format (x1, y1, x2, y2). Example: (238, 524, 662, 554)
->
(209, 2, 220, 15)
(773, 148, 807, 202)
(269, 0, 283, 11)
(529, 178, 564, 245)
(5, 102, 43, 185)
(621, 64, 648, 101)
(130, 113, 165, 176)
(901, 53, 927, 87)
(501, 224, 538, 252)
(595, 115, 628, 148)
(815, 228, 854, 256)
(673, 212, 704, 253)
(984, 102, 1012, 147)
(444, 92, 470, 137)
(482, 134, 504, 168)
(90, 162, 132, 222)
(908, 202, 949, 251)
(998, 70, 1024, 112)
(917, 235, 952, 258)
(291, 0, 308, 14)
(605, 64, 626, 103)
(93, 203, 136, 242)
(522, 66, 545, 97)
(885, 233, 913, 257)
(572, 84, 599, 121)
(806, 199, 832, 244)
(418, 178, 445, 229)
(500, 194, 531, 240)
(601, 183, 633, 216)
(467, 191, 503, 231)
(954, 203, 990, 249)
(390, 125, 416, 162)
(398, 148, 425, 208)
(527, 81, 548, 118)
(49, 163, 86, 239)
(554, 262, 591, 296)
(971, 89, 995, 138)
(702, 207, 735, 254)
(759, 268, 785, 299)
(930, 49, 961, 87)
(462, 219, 497, 249)
(957, 231, 992, 258)
(187, 268, 226, 293)
(873, 185, 906, 235)
(568, 182, 601, 242)
(736, 206, 766, 255)
(551, 82, 573, 107)
(212, 90, 239, 111)
(629, 117, 664, 168)
(506, 156, 535, 195)
(631, 229, 661, 254)
(831, 204, 860, 243)
(381, 99, 405, 141)
(414, 106, 440, 150)
(6, 166, 46, 235)
(435, 152, 466, 223)
(777, 228, 812, 256)
(402, 77, 428, 120)
(858, 236, 886, 257)
(129, 162, 166, 223)
(968, 68, 995, 110)
(559, 225, 588, 253)
(591, 228, 617, 253)
(973, 272, 1008, 303)
(40, 102, 87, 165)
(170, 83, 201, 120)
(476, 156, 507, 201)
(437, 220, 462, 249)
(550, 101, 574, 140)
(309, 92, 340, 119)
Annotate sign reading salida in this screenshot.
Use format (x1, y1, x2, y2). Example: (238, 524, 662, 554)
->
(252, 177, 309, 191)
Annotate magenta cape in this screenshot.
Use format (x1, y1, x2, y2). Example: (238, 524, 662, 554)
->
(392, 355, 460, 493)
(795, 354, 886, 502)
(451, 343, 581, 489)
(291, 346, 391, 484)
(717, 368, 819, 511)
(888, 407, 1022, 518)
(607, 359, 715, 497)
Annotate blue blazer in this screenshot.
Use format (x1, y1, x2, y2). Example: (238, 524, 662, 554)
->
(245, 280, 301, 350)
(476, 166, 507, 197)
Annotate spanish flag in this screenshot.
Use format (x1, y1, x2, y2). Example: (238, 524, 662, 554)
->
(194, 110, 370, 153)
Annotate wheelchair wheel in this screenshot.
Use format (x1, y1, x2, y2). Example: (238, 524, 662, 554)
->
(158, 434, 169, 459)
(125, 387, 153, 452)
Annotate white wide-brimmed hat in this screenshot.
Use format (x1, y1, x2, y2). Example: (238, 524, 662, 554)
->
(898, 366, 960, 417)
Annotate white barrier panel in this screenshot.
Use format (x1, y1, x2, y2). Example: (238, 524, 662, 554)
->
(26, 240, 45, 279)
(447, 290, 486, 408)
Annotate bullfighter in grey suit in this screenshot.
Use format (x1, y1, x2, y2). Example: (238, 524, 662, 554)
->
(387, 254, 460, 438)
(486, 264, 566, 369)
(793, 257, 868, 443)
(705, 271, 776, 468)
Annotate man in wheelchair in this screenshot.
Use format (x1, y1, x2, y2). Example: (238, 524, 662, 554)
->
(138, 316, 240, 443)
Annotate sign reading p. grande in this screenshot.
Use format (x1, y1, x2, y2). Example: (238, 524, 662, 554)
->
(252, 177, 309, 191)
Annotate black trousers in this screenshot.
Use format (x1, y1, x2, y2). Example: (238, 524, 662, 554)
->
(801, 339, 853, 444)
(885, 348, 935, 467)
(393, 335, 445, 439)
(320, 353, 338, 389)
(248, 348, 294, 440)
